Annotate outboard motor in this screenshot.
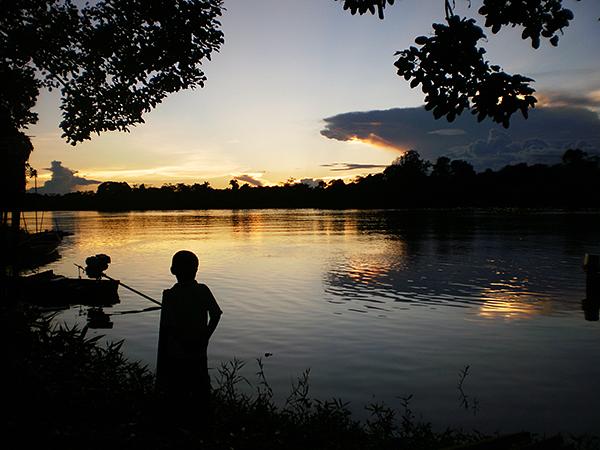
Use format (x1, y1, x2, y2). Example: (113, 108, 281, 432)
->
(85, 254, 111, 279)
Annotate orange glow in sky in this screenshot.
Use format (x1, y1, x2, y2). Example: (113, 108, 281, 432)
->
(348, 133, 405, 153)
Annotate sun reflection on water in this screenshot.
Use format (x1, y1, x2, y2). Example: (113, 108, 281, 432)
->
(478, 278, 552, 319)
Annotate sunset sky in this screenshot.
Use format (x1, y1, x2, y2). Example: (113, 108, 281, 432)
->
(27, 0, 600, 192)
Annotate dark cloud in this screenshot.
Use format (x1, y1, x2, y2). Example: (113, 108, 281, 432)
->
(448, 129, 564, 169)
(321, 104, 600, 170)
(32, 161, 100, 194)
(235, 174, 263, 187)
(321, 162, 387, 171)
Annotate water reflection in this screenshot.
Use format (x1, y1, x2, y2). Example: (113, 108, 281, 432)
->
(323, 211, 596, 319)
(25, 210, 598, 323)
(478, 284, 550, 319)
(20, 209, 600, 434)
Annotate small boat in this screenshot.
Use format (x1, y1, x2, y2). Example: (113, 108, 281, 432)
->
(9, 270, 120, 307)
(15, 231, 62, 268)
(1, 227, 61, 269)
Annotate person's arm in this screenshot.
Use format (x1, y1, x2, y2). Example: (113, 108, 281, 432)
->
(156, 290, 171, 382)
(204, 285, 223, 341)
(207, 309, 222, 340)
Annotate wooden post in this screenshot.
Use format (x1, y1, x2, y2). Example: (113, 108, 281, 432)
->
(584, 254, 600, 300)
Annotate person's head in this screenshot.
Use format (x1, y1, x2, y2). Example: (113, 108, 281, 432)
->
(170, 250, 199, 282)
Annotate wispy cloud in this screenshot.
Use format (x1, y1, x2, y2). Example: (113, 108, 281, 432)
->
(321, 162, 387, 172)
(428, 129, 467, 136)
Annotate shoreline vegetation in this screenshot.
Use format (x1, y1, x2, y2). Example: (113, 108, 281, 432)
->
(24, 150, 600, 211)
(2, 304, 598, 449)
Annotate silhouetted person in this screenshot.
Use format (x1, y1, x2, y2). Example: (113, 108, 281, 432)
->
(156, 250, 222, 422)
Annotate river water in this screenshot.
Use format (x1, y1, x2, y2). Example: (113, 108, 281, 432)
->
(28, 209, 600, 434)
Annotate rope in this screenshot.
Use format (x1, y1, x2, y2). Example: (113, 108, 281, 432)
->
(74, 263, 162, 307)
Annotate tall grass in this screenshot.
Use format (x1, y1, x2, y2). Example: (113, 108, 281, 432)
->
(2, 304, 596, 449)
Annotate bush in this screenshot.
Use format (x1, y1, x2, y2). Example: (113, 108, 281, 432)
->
(3, 305, 592, 449)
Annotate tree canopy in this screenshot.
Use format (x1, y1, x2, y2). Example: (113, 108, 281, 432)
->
(336, 0, 579, 127)
(23, 149, 600, 211)
(1, 0, 224, 143)
(2, 1, 585, 141)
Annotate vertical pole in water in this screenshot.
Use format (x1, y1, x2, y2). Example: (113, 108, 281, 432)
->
(584, 254, 599, 299)
(34, 173, 38, 233)
(21, 212, 28, 233)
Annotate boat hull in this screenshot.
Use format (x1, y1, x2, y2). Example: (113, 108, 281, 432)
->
(8, 270, 120, 307)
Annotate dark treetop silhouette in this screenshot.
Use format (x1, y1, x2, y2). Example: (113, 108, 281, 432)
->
(1, 0, 224, 229)
(24, 149, 600, 211)
(336, 0, 578, 127)
(1, 0, 224, 143)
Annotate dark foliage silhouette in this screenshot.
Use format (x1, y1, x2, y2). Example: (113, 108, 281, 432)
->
(1, 0, 223, 230)
(383, 150, 431, 182)
(1, 0, 224, 143)
(336, 0, 580, 127)
(395, 16, 536, 128)
(24, 149, 600, 211)
(4, 306, 494, 449)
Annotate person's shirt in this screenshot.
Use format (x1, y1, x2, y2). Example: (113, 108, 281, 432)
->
(159, 280, 222, 360)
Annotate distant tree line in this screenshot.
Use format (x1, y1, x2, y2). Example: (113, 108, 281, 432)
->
(23, 149, 600, 211)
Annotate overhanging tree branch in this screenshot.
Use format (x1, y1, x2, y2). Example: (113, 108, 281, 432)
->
(1, 0, 224, 143)
(336, 0, 580, 127)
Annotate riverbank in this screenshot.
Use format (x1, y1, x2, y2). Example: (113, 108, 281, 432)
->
(22, 149, 600, 211)
(2, 304, 597, 449)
